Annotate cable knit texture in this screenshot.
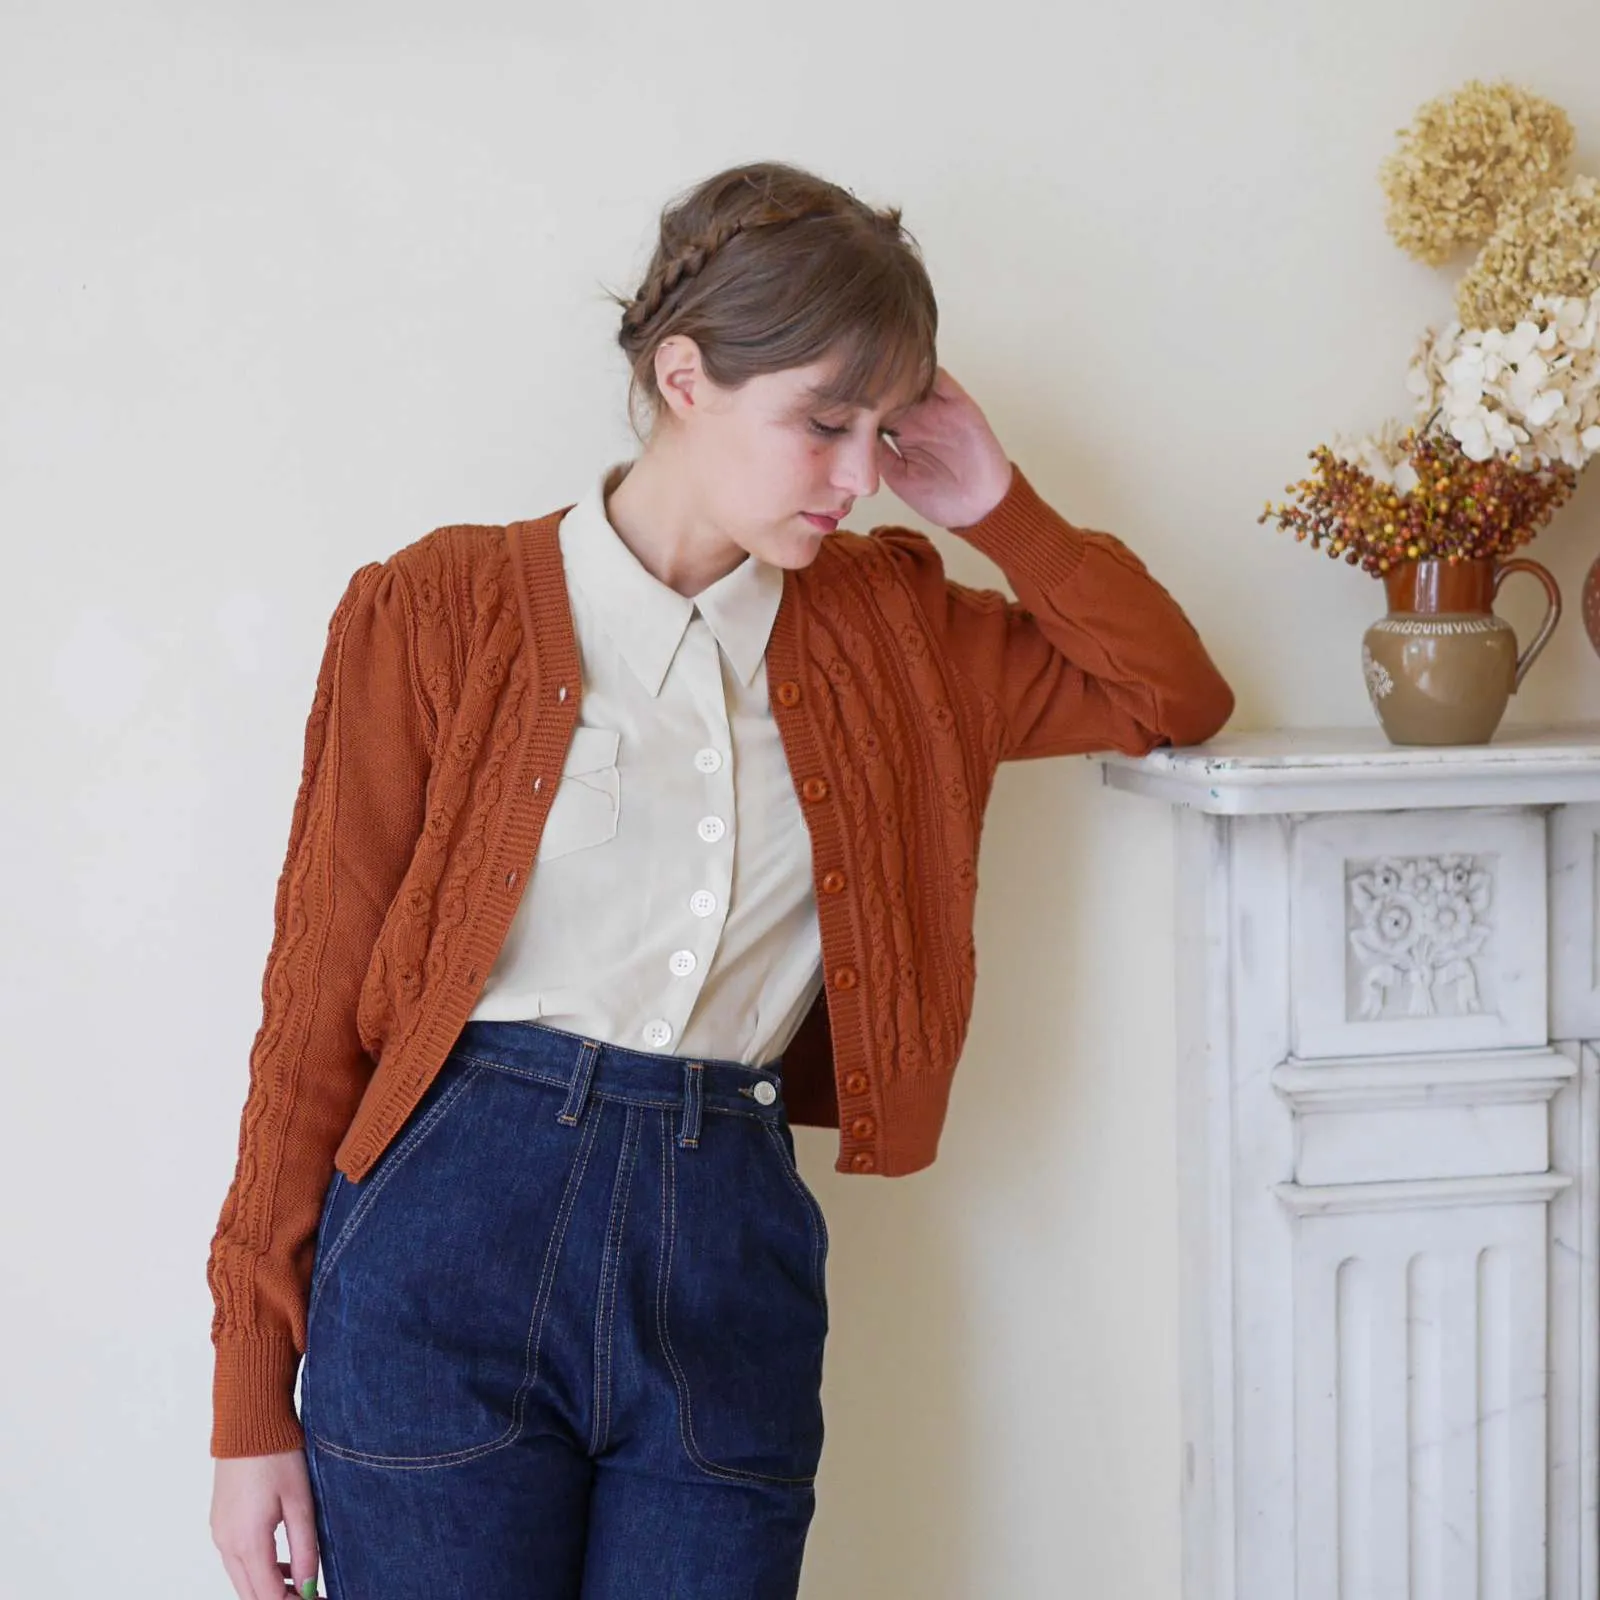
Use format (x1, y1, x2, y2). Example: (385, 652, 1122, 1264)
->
(206, 462, 1233, 1456)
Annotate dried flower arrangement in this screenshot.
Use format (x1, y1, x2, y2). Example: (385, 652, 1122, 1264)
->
(1261, 80, 1600, 576)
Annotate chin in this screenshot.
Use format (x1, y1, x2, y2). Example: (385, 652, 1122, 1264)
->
(779, 538, 827, 570)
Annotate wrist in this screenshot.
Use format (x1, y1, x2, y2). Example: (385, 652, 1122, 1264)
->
(948, 459, 1017, 533)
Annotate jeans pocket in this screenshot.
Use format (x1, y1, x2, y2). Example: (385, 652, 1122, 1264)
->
(301, 1055, 527, 1464)
(764, 1118, 830, 1309)
(656, 1111, 829, 1486)
(304, 1056, 473, 1329)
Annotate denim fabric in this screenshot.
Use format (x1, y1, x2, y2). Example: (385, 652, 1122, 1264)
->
(300, 1018, 831, 1599)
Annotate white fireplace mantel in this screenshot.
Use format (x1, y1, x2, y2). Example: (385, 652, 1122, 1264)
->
(1101, 724, 1600, 1600)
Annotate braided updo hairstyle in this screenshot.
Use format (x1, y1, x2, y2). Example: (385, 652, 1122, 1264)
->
(610, 161, 938, 440)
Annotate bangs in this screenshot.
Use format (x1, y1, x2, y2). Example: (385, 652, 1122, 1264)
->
(785, 236, 938, 414)
(807, 313, 937, 415)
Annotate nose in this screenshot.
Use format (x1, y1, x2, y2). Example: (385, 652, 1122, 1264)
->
(833, 432, 879, 501)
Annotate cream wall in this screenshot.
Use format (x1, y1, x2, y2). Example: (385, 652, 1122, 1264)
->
(5, 1, 1600, 1594)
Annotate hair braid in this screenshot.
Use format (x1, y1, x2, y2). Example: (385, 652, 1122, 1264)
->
(621, 201, 833, 336)
(620, 216, 749, 336)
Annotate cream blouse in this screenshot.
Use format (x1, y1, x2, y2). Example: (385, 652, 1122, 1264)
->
(467, 462, 825, 1064)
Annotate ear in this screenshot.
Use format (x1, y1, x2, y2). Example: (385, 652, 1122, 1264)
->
(653, 335, 706, 423)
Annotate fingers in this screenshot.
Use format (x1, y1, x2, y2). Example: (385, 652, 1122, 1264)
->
(279, 1558, 320, 1596)
(221, 1545, 286, 1600)
(283, 1488, 322, 1596)
(220, 1553, 256, 1600)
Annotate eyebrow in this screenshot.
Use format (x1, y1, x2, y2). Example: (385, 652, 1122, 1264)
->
(795, 382, 916, 420)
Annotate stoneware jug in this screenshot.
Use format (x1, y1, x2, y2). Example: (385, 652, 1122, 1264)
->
(1361, 556, 1561, 745)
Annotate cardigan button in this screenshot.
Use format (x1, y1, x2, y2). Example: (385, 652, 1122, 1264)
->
(849, 1151, 877, 1173)
(821, 870, 847, 894)
(850, 1115, 876, 1140)
(801, 777, 829, 802)
(844, 1071, 869, 1095)
(832, 966, 858, 990)
(775, 680, 801, 707)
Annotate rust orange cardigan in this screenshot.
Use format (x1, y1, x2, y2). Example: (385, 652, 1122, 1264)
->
(206, 463, 1233, 1456)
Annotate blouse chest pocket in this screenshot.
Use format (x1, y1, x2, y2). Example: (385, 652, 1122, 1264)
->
(536, 724, 622, 862)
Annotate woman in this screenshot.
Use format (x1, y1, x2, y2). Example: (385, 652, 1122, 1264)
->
(206, 160, 1233, 1599)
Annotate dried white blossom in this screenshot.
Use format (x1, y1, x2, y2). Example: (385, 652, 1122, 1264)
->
(1330, 419, 1421, 494)
(1406, 289, 1600, 471)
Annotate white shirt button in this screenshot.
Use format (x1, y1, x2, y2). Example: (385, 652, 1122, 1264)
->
(643, 1019, 674, 1049)
(669, 949, 697, 977)
(694, 747, 723, 774)
(752, 1080, 778, 1106)
(697, 816, 726, 843)
(689, 890, 717, 917)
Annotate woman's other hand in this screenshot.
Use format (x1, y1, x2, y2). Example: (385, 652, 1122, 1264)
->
(210, 1451, 321, 1598)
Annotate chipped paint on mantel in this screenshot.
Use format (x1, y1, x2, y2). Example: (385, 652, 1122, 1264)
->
(1101, 722, 1600, 814)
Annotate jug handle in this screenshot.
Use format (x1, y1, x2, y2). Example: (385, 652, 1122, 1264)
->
(1494, 558, 1562, 692)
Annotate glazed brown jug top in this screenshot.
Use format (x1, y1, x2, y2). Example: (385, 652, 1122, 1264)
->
(1382, 557, 1561, 691)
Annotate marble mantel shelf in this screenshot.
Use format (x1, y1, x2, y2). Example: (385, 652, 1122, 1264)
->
(1100, 721, 1600, 814)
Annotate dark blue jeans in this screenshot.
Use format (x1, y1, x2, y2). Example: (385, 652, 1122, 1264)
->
(300, 1018, 831, 1598)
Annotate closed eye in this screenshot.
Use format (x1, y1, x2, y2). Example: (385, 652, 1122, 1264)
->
(808, 419, 850, 438)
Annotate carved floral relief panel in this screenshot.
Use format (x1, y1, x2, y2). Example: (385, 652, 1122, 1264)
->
(1346, 854, 1496, 1021)
(1290, 809, 1543, 1057)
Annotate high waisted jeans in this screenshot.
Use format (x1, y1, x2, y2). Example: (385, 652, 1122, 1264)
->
(300, 1018, 831, 1599)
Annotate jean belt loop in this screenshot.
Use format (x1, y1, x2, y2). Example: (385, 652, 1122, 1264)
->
(678, 1061, 704, 1149)
(556, 1038, 602, 1126)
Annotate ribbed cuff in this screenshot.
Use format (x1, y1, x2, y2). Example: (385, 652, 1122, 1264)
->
(949, 463, 1089, 592)
(211, 1332, 306, 1458)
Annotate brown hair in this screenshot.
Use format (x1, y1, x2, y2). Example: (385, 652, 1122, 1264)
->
(609, 161, 938, 440)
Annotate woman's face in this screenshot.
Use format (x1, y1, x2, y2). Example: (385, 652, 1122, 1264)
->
(653, 338, 921, 569)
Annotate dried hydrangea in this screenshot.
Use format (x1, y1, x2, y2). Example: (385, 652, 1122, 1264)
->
(1379, 80, 1574, 266)
(1330, 418, 1421, 494)
(1406, 290, 1600, 470)
(1455, 175, 1600, 330)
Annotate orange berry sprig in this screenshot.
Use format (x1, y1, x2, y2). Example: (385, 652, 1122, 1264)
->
(1259, 429, 1577, 575)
